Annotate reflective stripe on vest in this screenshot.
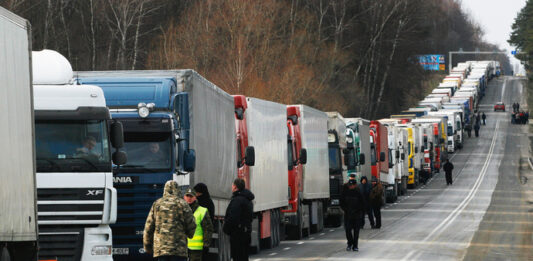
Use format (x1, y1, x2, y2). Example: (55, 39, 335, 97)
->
(188, 206, 207, 250)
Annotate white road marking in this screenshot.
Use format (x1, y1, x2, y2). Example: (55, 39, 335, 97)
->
(424, 120, 500, 242)
(269, 253, 277, 256)
(320, 233, 325, 236)
(283, 247, 291, 251)
(297, 241, 304, 245)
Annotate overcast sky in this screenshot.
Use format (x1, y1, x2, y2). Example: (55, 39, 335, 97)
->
(460, 0, 527, 72)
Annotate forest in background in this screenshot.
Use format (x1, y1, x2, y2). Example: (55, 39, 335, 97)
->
(2, 0, 511, 119)
(509, 0, 532, 78)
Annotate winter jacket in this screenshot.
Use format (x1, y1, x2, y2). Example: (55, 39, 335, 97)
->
(340, 183, 364, 219)
(143, 180, 196, 258)
(359, 176, 371, 205)
(223, 189, 255, 236)
(195, 183, 216, 226)
(443, 161, 454, 174)
(369, 183, 384, 208)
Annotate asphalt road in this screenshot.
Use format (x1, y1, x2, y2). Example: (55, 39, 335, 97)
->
(252, 76, 533, 261)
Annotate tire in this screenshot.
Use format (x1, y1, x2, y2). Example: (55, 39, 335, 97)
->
(0, 246, 11, 261)
(287, 200, 304, 240)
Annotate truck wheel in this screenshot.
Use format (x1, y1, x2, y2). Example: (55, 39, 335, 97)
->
(287, 200, 304, 240)
(0, 246, 10, 261)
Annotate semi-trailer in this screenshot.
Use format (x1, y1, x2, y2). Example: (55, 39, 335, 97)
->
(345, 118, 371, 181)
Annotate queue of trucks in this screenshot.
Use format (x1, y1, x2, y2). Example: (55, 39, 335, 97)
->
(1, 7, 500, 261)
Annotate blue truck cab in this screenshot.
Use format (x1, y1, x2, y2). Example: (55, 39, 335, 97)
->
(76, 74, 195, 260)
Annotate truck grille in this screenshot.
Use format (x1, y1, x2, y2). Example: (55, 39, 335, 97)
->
(37, 188, 105, 224)
(112, 184, 163, 246)
(38, 226, 84, 261)
(329, 178, 342, 197)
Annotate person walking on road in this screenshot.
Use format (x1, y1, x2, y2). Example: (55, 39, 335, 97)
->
(474, 122, 480, 137)
(340, 177, 364, 252)
(369, 177, 383, 229)
(443, 159, 454, 185)
(465, 124, 472, 138)
(143, 180, 197, 261)
(184, 188, 213, 261)
(482, 112, 487, 125)
(223, 178, 254, 261)
(476, 113, 481, 125)
(359, 176, 374, 229)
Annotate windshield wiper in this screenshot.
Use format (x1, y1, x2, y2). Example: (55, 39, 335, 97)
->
(118, 165, 160, 173)
(66, 157, 100, 171)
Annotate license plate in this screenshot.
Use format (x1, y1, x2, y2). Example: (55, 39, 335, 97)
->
(112, 248, 129, 255)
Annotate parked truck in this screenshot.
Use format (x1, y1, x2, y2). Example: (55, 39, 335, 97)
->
(345, 118, 371, 181)
(77, 70, 236, 261)
(284, 105, 329, 239)
(325, 112, 347, 226)
(0, 7, 38, 261)
(369, 121, 389, 200)
(33, 50, 126, 261)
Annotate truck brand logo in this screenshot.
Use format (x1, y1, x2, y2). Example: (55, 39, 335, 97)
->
(113, 176, 139, 184)
(86, 190, 103, 196)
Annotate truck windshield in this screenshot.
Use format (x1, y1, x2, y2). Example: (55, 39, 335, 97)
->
(119, 132, 172, 173)
(35, 120, 111, 172)
(328, 146, 341, 172)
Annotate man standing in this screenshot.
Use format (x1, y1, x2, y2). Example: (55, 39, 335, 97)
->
(184, 188, 213, 261)
(143, 180, 196, 261)
(358, 176, 374, 229)
(340, 176, 364, 252)
(474, 122, 480, 137)
(368, 177, 383, 229)
(443, 159, 454, 185)
(193, 183, 216, 261)
(482, 112, 487, 125)
(224, 178, 254, 261)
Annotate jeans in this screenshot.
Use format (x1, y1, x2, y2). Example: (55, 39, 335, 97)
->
(371, 205, 381, 228)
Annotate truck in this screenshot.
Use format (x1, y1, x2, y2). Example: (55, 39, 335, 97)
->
(378, 119, 407, 201)
(77, 70, 236, 261)
(369, 121, 389, 200)
(345, 118, 371, 181)
(33, 50, 126, 261)
(0, 7, 38, 261)
(233, 96, 287, 251)
(396, 124, 417, 188)
(325, 112, 347, 226)
(284, 105, 328, 239)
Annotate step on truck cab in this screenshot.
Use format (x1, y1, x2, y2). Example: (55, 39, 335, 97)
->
(284, 105, 329, 239)
(345, 118, 371, 182)
(77, 70, 236, 261)
(0, 7, 38, 260)
(233, 95, 287, 252)
(325, 112, 348, 226)
(33, 50, 126, 261)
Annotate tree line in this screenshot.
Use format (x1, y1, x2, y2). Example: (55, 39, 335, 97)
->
(509, 0, 532, 78)
(2, 0, 511, 119)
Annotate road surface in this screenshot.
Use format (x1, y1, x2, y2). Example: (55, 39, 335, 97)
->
(252, 76, 533, 260)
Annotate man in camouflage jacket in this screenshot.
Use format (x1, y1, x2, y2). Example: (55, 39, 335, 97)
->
(143, 180, 197, 260)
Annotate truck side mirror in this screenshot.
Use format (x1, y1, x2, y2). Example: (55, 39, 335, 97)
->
(112, 151, 127, 166)
(110, 121, 124, 149)
(344, 152, 356, 170)
(245, 146, 255, 166)
(380, 152, 386, 162)
(415, 147, 419, 153)
(299, 148, 307, 165)
(235, 108, 244, 120)
(395, 150, 400, 159)
(359, 154, 365, 165)
(183, 149, 196, 172)
(389, 162, 393, 168)
(401, 153, 405, 160)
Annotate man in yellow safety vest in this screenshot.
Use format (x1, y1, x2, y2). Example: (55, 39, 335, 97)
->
(184, 188, 214, 261)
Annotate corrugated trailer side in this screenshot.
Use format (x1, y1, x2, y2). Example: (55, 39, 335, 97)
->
(0, 5, 38, 259)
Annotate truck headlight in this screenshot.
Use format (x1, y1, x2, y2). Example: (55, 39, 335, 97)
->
(91, 245, 112, 255)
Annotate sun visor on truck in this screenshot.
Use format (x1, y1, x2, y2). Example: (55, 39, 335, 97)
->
(35, 107, 111, 120)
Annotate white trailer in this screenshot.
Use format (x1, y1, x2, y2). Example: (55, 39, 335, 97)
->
(345, 118, 372, 181)
(244, 97, 288, 251)
(0, 6, 38, 260)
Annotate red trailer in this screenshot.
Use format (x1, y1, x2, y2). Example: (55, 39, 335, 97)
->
(369, 121, 389, 181)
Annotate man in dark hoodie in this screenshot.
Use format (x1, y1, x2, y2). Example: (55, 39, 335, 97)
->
(340, 177, 364, 252)
(359, 176, 374, 229)
(224, 178, 254, 261)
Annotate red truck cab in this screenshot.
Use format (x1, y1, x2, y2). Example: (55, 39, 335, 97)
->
(369, 121, 389, 181)
(283, 106, 306, 214)
(233, 95, 254, 188)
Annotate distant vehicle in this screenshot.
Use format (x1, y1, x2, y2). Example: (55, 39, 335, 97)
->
(494, 102, 505, 112)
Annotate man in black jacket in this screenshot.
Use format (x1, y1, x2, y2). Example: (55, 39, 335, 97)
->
(443, 159, 454, 185)
(340, 177, 364, 252)
(359, 176, 374, 228)
(223, 178, 254, 261)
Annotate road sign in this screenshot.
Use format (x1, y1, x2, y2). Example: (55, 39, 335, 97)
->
(511, 50, 517, 55)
